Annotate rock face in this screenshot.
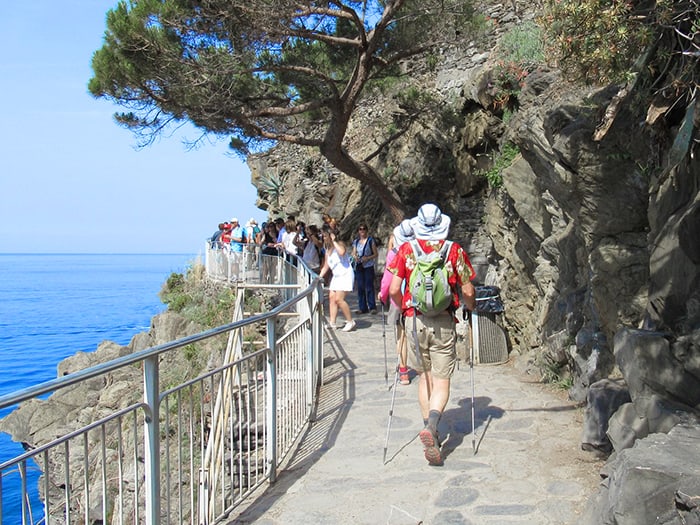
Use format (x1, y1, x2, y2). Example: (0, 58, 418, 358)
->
(579, 424, 700, 525)
(245, 1, 700, 522)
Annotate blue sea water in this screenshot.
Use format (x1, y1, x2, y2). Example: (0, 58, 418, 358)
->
(0, 253, 196, 521)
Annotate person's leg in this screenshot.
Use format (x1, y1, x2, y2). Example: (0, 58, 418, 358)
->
(417, 370, 451, 414)
(418, 368, 444, 466)
(417, 370, 432, 420)
(329, 290, 339, 325)
(418, 314, 456, 465)
(356, 268, 367, 312)
(366, 267, 377, 311)
(428, 377, 451, 413)
(424, 316, 456, 420)
(337, 290, 353, 323)
(396, 325, 411, 384)
(396, 323, 408, 369)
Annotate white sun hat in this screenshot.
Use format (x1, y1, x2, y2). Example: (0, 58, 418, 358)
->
(410, 203, 451, 240)
(393, 219, 415, 247)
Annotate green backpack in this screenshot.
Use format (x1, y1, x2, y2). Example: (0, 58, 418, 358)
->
(408, 240, 454, 316)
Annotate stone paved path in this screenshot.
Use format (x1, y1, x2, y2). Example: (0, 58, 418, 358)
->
(232, 304, 604, 524)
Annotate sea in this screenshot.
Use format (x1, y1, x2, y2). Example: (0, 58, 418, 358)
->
(0, 253, 197, 522)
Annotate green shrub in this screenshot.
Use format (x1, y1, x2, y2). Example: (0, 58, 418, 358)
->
(498, 21, 545, 65)
(159, 264, 238, 328)
(541, 0, 653, 85)
(490, 22, 545, 108)
(480, 143, 520, 188)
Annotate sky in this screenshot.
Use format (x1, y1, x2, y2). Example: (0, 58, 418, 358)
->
(0, 1, 266, 254)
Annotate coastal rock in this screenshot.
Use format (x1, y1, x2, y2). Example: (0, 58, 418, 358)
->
(0, 309, 215, 524)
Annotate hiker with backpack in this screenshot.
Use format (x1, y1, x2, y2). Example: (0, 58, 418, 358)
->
(388, 203, 476, 466)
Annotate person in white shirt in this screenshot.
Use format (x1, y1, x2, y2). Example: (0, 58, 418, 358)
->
(318, 225, 356, 332)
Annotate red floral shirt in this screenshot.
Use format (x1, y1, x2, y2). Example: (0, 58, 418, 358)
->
(388, 239, 475, 316)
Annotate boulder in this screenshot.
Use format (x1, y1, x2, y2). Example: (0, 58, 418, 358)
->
(614, 328, 700, 410)
(579, 424, 700, 525)
(581, 379, 630, 455)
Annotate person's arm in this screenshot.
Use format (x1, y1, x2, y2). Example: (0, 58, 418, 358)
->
(318, 257, 330, 279)
(461, 280, 476, 311)
(389, 274, 403, 309)
(378, 269, 393, 304)
(368, 238, 378, 261)
(293, 232, 305, 249)
(456, 245, 477, 311)
(331, 232, 346, 256)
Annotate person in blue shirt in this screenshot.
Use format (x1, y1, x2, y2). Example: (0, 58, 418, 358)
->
(274, 217, 286, 243)
(229, 218, 244, 252)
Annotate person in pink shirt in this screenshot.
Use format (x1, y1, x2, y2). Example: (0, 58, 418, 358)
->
(378, 219, 415, 385)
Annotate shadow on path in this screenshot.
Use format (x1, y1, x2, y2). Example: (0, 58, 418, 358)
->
(232, 319, 356, 522)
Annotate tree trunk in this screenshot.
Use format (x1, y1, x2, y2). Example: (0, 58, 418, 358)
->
(320, 143, 407, 224)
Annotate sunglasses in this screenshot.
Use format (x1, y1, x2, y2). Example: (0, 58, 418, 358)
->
(358, 227, 367, 231)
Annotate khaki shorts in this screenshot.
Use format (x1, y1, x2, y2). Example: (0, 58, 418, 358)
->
(406, 312, 456, 379)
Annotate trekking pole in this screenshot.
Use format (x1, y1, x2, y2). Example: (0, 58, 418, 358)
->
(381, 300, 388, 386)
(468, 309, 476, 454)
(382, 353, 401, 464)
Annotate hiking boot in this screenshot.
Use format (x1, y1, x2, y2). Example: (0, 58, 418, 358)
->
(419, 427, 443, 466)
(399, 370, 410, 385)
(341, 320, 357, 332)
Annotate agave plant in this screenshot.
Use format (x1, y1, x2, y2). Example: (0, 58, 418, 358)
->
(259, 170, 286, 210)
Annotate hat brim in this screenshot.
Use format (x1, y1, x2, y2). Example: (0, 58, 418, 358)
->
(393, 226, 413, 246)
(410, 214, 451, 240)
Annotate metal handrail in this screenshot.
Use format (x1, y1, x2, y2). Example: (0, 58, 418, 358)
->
(0, 245, 324, 524)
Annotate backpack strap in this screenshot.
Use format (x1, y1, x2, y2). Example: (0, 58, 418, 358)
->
(440, 240, 456, 312)
(438, 240, 452, 261)
(409, 239, 423, 259)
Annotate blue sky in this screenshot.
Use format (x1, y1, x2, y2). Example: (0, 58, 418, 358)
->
(0, 1, 265, 254)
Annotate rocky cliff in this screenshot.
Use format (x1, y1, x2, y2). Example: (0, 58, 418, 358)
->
(246, 2, 700, 522)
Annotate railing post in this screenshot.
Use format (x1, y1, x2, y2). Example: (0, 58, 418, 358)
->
(305, 292, 316, 421)
(266, 319, 278, 483)
(315, 278, 324, 387)
(143, 355, 161, 525)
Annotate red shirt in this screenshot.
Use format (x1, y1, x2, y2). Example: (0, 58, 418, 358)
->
(389, 239, 475, 316)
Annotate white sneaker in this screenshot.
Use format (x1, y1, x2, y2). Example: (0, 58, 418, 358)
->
(341, 320, 356, 332)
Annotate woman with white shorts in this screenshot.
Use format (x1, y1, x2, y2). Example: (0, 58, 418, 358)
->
(319, 225, 356, 332)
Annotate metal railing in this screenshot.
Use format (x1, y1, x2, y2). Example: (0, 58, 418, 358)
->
(0, 245, 324, 524)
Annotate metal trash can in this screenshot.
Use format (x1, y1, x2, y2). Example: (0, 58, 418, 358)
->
(472, 286, 508, 365)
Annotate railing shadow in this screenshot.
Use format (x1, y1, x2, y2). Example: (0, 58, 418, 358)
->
(229, 317, 357, 522)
